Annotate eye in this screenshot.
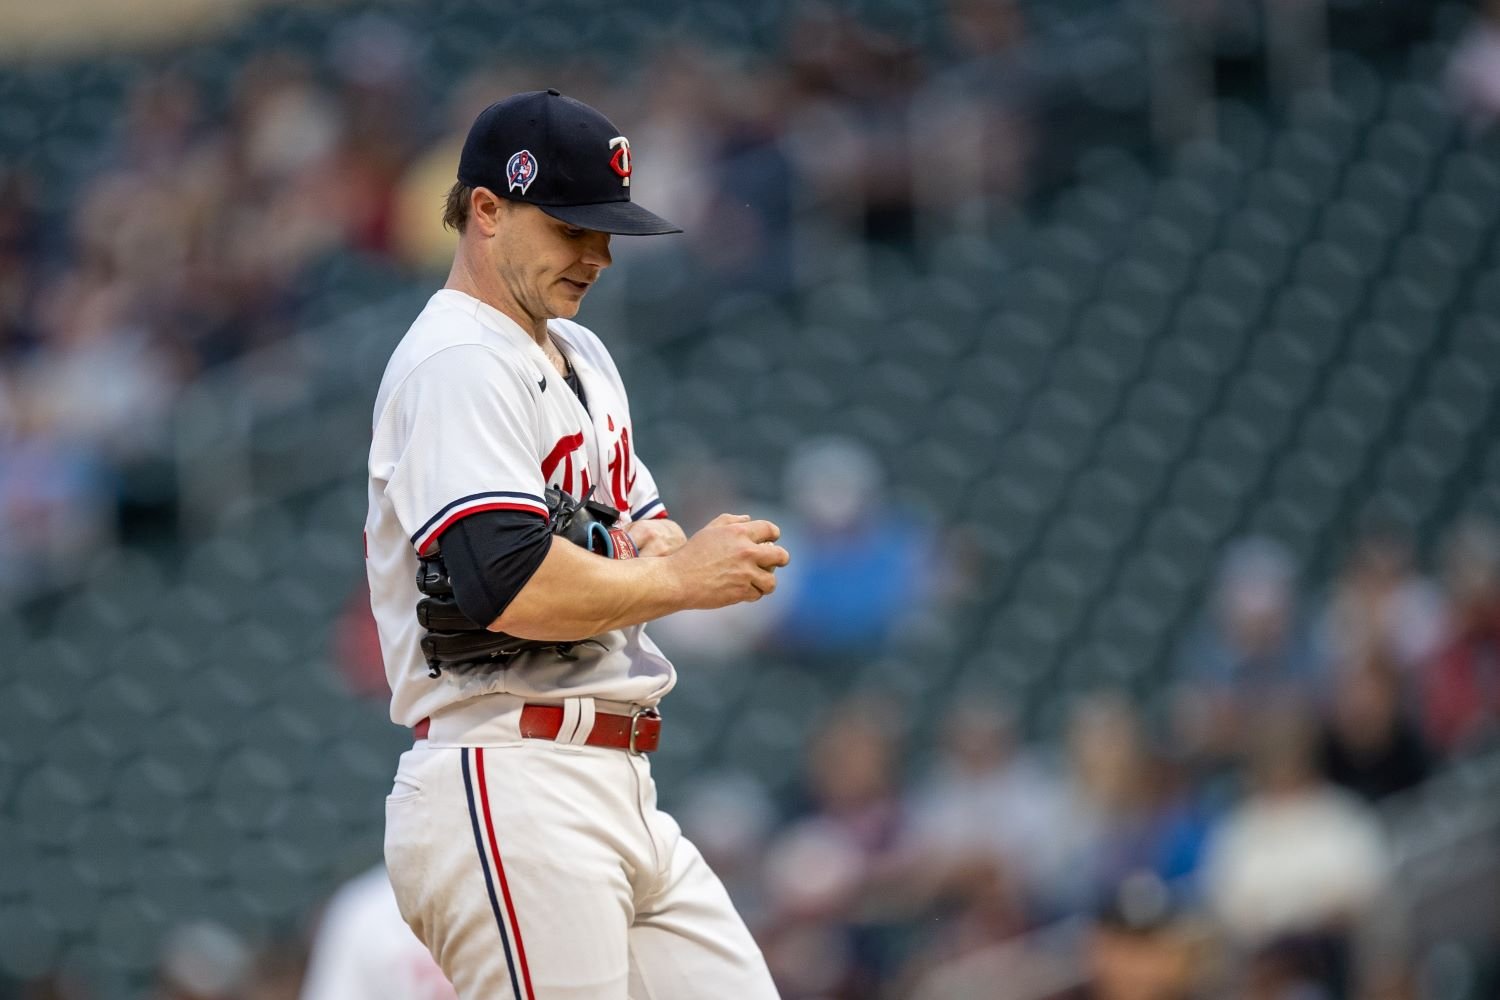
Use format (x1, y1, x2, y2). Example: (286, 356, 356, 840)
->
(564, 226, 586, 238)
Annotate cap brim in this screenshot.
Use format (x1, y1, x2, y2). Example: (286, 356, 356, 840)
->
(539, 200, 682, 235)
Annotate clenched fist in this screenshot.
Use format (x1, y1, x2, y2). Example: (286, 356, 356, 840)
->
(664, 514, 790, 609)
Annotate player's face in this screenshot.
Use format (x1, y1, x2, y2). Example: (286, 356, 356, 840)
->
(492, 202, 612, 324)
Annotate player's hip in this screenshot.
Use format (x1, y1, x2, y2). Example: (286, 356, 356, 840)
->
(384, 736, 676, 901)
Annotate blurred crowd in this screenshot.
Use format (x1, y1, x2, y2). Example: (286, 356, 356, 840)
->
(704, 512, 1498, 999)
(12, 505, 1497, 1000)
(0, 0, 1448, 595)
(4, 1, 1500, 998)
(0, 0, 1060, 595)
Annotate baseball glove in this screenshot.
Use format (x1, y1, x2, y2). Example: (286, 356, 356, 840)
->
(415, 486, 638, 677)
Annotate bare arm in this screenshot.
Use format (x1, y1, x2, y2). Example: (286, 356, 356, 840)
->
(492, 514, 787, 640)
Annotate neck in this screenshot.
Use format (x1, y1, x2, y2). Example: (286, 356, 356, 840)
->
(445, 251, 548, 345)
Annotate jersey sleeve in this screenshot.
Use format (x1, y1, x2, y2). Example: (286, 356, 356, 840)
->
(378, 344, 549, 556)
(627, 442, 668, 521)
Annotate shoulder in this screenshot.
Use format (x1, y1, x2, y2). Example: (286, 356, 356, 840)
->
(380, 312, 541, 407)
(390, 291, 542, 373)
(401, 295, 534, 369)
(375, 341, 539, 432)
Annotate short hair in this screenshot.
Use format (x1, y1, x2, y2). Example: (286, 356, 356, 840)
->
(443, 181, 472, 233)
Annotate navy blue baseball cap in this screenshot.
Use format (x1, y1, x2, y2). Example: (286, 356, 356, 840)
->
(457, 89, 682, 236)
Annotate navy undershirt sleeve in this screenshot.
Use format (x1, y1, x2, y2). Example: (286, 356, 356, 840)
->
(439, 509, 552, 626)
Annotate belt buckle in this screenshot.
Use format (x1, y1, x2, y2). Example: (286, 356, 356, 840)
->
(628, 706, 660, 755)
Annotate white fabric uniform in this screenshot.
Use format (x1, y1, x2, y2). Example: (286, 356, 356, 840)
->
(367, 289, 778, 1000)
(299, 866, 456, 1000)
(367, 288, 674, 727)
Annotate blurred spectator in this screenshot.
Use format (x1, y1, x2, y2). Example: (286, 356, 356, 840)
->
(1063, 693, 1212, 919)
(1318, 521, 1446, 676)
(911, 0, 1039, 237)
(895, 864, 1053, 1000)
(1070, 871, 1212, 1000)
(766, 435, 944, 663)
(1422, 517, 1500, 755)
(1181, 537, 1317, 695)
(1174, 537, 1317, 778)
(242, 937, 305, 1000)
(674, 770, 779, 931)
(892, 699, 1067, 999)
(25, 268, 177, 459)
(903, 697, 1082, 915)
(696, 66, 799, 294)
(1318, 653, 1431, 804)
(1239, 932, 1354, 1000)
(324, 13, 424, 257)
(1447, 0, 1500, 131)
(0, 376, 114, 596)
(0, 169, 42, 359)
(115, 71, 203, 176)
(759, 694, 908, 997)
(150, 920, 251, 1000)
(1200, 701, 1390, 958)
(781, 9, 927, 246)
(298, 865, 454, 1000)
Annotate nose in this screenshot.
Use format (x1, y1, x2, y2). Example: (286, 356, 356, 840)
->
(582, 232, 612, 270)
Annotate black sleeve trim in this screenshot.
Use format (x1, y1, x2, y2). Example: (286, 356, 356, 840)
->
(439, 509, 553, 626)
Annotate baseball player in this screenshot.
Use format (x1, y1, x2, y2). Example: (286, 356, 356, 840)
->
(365, 90, 789, 999)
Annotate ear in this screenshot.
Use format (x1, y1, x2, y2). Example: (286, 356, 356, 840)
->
(469, 187, 505, 237)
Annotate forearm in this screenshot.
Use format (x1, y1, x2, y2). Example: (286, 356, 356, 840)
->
(490, 537, 684, 640)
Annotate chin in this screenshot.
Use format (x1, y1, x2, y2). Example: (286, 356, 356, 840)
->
(551, 296, 585, 318)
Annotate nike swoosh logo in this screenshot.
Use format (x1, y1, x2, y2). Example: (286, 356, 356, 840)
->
(537, 375, 547, 392)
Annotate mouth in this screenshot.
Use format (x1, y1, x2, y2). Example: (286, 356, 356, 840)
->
(560, 278, 592, 294)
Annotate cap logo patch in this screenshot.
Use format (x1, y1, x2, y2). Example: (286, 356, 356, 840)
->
(608, 136, 632, 187)
(506, 149, 539, 195)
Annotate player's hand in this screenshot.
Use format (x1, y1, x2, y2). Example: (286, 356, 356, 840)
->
(666, 513, 790, 609)
(627, 517, 688, 557)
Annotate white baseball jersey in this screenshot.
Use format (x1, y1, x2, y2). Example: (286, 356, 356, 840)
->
(300, 866, 456, 1000)
(366, 289, 675, 728)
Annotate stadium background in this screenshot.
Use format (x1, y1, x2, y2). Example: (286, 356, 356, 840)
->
(2, 0, 1500, 996)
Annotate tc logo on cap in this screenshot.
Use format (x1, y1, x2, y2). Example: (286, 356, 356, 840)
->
(608, 136, 631, 187)
(507, 149, 539, 195)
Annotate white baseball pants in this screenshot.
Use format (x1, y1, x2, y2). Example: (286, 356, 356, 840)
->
(384, 696, 779, 1000)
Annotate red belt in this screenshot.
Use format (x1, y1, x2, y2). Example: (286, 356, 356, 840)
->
(412, 705, 662, 754)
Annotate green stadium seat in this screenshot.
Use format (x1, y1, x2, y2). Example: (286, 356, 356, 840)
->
(1398, 394, 1477, 479)
(1165, 457, 1249, 541)
(1216, 100, 1271, 165)
(1319, 199, 1396, 274)
(1149, 177, 1224, 251)
(1270, 129, 1346, 199)
(1195, 250, 1272, 315)
(1370, 275, 1446, 335)
(1220, 208, 1298, 284)
(1365, 120, 1440, 185)
(1420, 190, 1494, 260)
